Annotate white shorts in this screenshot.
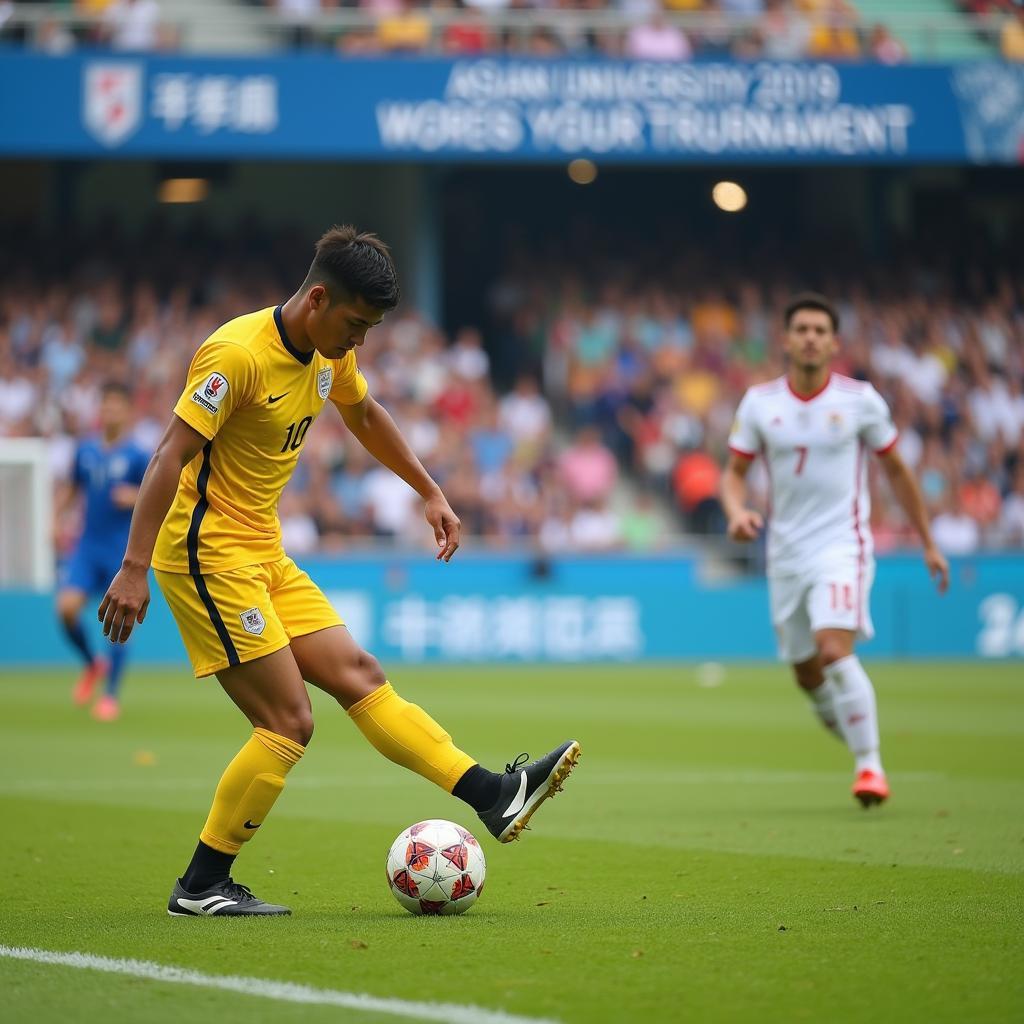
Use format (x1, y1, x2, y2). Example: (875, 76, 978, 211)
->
(768, 559, 875, 664)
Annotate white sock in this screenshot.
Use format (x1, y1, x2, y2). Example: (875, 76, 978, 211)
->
(824, 655, 884, 775)
(806, 677, 841, 736)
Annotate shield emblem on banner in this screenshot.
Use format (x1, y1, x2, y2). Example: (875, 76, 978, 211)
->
(84, 63, 143, 147)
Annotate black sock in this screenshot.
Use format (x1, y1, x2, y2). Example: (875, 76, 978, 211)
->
(62, 618, 94, 664)
(181, 841, 236, 892)
(452, 765, 502, 812)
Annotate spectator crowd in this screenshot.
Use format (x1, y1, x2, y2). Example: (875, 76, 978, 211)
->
(482, 220, 1024, 556)
(0, 0, 168, 52)
(8, 0, 998, 63)
(261, 0, 910, 63)
(958, 0, 1024, 61)
(0, 219, 1021, 563)
(5, 0, 1024, 61)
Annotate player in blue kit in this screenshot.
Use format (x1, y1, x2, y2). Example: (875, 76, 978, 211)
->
(57, 382, 149, 721)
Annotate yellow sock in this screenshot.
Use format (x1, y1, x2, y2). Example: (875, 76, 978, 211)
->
(348, 682, 476, 792)
(199, 727, 305, 855)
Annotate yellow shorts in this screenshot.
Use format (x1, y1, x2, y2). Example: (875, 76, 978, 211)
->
(155, 556, 344, 678)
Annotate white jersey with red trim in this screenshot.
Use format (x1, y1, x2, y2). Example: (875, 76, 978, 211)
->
(728, 374, 898, 577)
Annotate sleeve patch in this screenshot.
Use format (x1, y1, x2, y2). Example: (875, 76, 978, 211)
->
(191, 372, 230, 414)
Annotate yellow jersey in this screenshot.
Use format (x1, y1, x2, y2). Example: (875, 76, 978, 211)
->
(152, 306, 368, 574)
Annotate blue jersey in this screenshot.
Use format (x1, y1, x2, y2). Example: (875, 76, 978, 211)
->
(72, 435, 149, 553)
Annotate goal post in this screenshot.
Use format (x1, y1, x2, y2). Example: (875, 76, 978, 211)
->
(0, 438, 54, 589)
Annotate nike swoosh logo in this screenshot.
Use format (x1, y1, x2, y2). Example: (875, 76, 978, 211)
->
(267, 393, 288, 404)
(244, 820, 261, 830)
(501, 772, 529, 819)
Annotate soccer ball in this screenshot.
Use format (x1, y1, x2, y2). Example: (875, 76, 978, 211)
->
(386, 819, 487, 916)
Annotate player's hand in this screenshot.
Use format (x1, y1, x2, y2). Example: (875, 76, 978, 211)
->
(727, 509, 763, 543)
(424, 494, 461, 563)
(98, 564, 150, 644)
(924, 544, 950, 595)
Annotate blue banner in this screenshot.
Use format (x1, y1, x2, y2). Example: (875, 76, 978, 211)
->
(2, 552, 1022, 666)
(1, 51, 1023, 163)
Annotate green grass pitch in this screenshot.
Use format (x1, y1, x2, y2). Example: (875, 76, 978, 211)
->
(0, 662, 1021, 1023)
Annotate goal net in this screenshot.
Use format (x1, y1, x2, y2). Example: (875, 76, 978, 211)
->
(0, 438, 54, 589)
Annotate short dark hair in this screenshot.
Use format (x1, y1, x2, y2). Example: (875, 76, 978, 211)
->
(305, 225, 400, 311)
(784, 292, 839, 333)
(100, 381, 131, 400)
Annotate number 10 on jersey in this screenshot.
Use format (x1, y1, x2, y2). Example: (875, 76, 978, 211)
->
(281, 416, 312, 453)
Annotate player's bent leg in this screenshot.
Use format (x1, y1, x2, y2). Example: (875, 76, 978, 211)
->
(793, 654, 841, 738)
(170, 648, 310, 917)
(816, 628, 856, 668)
(293, 625, 475, 789)
(816, 628, 888, 808)
(57, 587, 106, 706)
(289, 624, 386, 710)
(292, 625, 581, 843)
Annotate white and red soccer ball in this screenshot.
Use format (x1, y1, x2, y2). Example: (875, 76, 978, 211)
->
(386, 819, 486, 916)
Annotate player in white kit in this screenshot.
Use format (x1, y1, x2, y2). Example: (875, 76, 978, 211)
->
(721, 294, 949, 807)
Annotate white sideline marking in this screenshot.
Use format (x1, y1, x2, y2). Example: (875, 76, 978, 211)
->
(0, 945, 559, 1024)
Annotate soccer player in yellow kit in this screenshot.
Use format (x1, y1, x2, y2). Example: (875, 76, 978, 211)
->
(99, 226, 580, 916)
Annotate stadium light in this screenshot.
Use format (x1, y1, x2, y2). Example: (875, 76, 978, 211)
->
(712, 181, 747, 212)
(158, 178, 210, 204)
(567, 159, 598, 185)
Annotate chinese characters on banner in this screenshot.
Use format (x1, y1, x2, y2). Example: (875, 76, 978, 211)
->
(151, 73, 278, 135)
(324, 593, 644, 661)
(382, 595, 643, 660)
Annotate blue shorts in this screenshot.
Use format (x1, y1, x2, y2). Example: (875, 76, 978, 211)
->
(62, 544, 122, 596)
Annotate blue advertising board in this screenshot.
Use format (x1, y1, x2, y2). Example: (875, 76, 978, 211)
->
(1, 52, 1023, 163)
(1, 552, 1022, 666)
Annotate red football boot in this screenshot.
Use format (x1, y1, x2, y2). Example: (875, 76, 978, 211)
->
(72, 658, 107, 707)
(93, 695, 120, 722)
(852, 769, 889, 808)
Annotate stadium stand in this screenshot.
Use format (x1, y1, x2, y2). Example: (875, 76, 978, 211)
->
(0, 220, 1020, 559)
(0, 0, 1008, 60)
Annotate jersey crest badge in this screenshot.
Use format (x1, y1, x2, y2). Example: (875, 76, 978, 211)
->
(239, 607, 266, 636)
(317, 367, 333, 400)
(192, 372, 230, 414)
(829, 412, 844, 434)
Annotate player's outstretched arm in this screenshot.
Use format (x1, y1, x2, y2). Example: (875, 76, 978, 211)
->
(98, 416, 208, 643)
(878, 447, 949, 594)
(721, 452, 763, 543)
(337, 395, 461, 562)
